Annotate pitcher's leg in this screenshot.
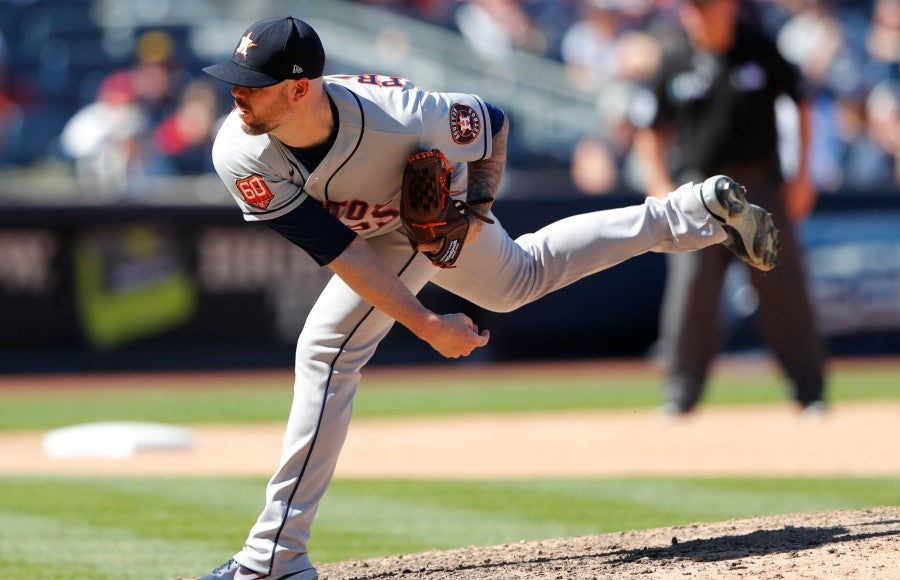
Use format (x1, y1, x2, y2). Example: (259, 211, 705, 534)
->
(234, 233, 433, 576)
(434, 182, 726, 311)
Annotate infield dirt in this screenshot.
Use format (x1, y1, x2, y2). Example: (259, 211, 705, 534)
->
(1, 361, 898, 578)
(2, 403, 899, 579)
(1, 400, 898, 478)
(316, 506, 900, 579)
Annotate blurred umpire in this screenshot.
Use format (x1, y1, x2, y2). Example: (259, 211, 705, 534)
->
(629, 0, 828, 415)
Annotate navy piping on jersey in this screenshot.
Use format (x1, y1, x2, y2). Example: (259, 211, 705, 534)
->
(285, 157, 306, 184)
(323, 88, 366, 202)
(239, 157, 307, 218)
(237, 138, 310, 219)
(241, 175, 308, 218)
(265, 248, 420, 576)
(484, 101, 505, 139)
(286, 97, 340, 171)
(474, 97, 489, 160)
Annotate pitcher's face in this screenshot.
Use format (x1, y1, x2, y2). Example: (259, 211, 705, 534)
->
(231, 81, 292, 136)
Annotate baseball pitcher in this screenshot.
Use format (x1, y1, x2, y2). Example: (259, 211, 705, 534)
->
(196, 15, 778, 580)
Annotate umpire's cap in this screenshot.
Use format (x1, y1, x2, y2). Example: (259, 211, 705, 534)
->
(203, 16, 325, 88)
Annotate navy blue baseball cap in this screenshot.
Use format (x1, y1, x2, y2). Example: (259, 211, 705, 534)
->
(203, 16, 325, 87)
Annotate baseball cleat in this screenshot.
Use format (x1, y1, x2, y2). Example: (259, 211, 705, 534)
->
(197, 559, 318, 580)
(697, 175, 780, 271)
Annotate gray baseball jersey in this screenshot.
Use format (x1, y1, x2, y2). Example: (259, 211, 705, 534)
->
(210, 74, 730, 577)
(213, 74, 491, 233)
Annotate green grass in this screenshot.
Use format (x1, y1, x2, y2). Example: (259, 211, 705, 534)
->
(0, 475, 896, 579)
(0, 360, 897, 578)
(0, 360, 897, 431)
(313, 477, 900, 561)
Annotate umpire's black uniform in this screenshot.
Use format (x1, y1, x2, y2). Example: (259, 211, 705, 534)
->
(640, 21, 826, 413)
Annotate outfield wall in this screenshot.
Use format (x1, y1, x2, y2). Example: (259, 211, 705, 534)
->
(1, 194, 898, 373)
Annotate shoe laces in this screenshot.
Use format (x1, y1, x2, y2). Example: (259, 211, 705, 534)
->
(210, 559, 238, 574)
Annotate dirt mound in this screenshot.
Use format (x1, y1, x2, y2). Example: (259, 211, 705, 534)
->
(318, 506, 900, 579)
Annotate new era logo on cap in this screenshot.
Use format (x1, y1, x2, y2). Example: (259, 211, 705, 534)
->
(203, 16, 325, 88)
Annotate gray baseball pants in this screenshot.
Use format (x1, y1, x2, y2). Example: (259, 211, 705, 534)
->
(658, 169, 826, 412)
(234, 182, 727, 576)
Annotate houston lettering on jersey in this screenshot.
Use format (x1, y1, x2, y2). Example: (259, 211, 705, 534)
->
(324, 199, 399, 231)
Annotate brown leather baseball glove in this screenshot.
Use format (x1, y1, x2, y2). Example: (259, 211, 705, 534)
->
(400, 149, 493, 268)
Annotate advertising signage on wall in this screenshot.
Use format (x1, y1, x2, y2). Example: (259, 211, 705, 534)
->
(0, 196, 898, 373)
(802, 212, 900, 337)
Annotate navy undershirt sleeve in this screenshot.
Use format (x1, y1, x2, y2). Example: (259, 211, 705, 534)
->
(265, 198, 357, 266)
(485, 102, 505, 136)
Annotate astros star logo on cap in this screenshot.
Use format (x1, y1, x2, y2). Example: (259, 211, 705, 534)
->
(204, 16, 325, 87)
(235, 32, 257, 59)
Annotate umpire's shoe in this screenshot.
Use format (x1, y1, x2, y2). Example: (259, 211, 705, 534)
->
(197, 558, 318, 580)
(698, 175, 780, 271)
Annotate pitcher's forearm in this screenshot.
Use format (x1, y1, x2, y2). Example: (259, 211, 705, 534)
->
(466, 116, 509, 213)
(328, 236, 435, 335)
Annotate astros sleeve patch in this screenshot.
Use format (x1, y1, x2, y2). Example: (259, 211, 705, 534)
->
(420, 92, 492, 162)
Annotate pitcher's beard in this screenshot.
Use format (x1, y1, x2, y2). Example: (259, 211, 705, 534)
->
(235, 102, 275, 136)
(240, 119, 270, 136)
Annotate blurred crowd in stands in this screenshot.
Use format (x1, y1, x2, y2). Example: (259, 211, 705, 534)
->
(375, 0, 899, 197)
(0, 0, 897, 201)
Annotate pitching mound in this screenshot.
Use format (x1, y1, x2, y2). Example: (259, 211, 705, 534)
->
(318, 506, 900, 579)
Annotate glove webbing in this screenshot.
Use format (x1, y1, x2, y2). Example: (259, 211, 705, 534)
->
(410, 149, 495, 226)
